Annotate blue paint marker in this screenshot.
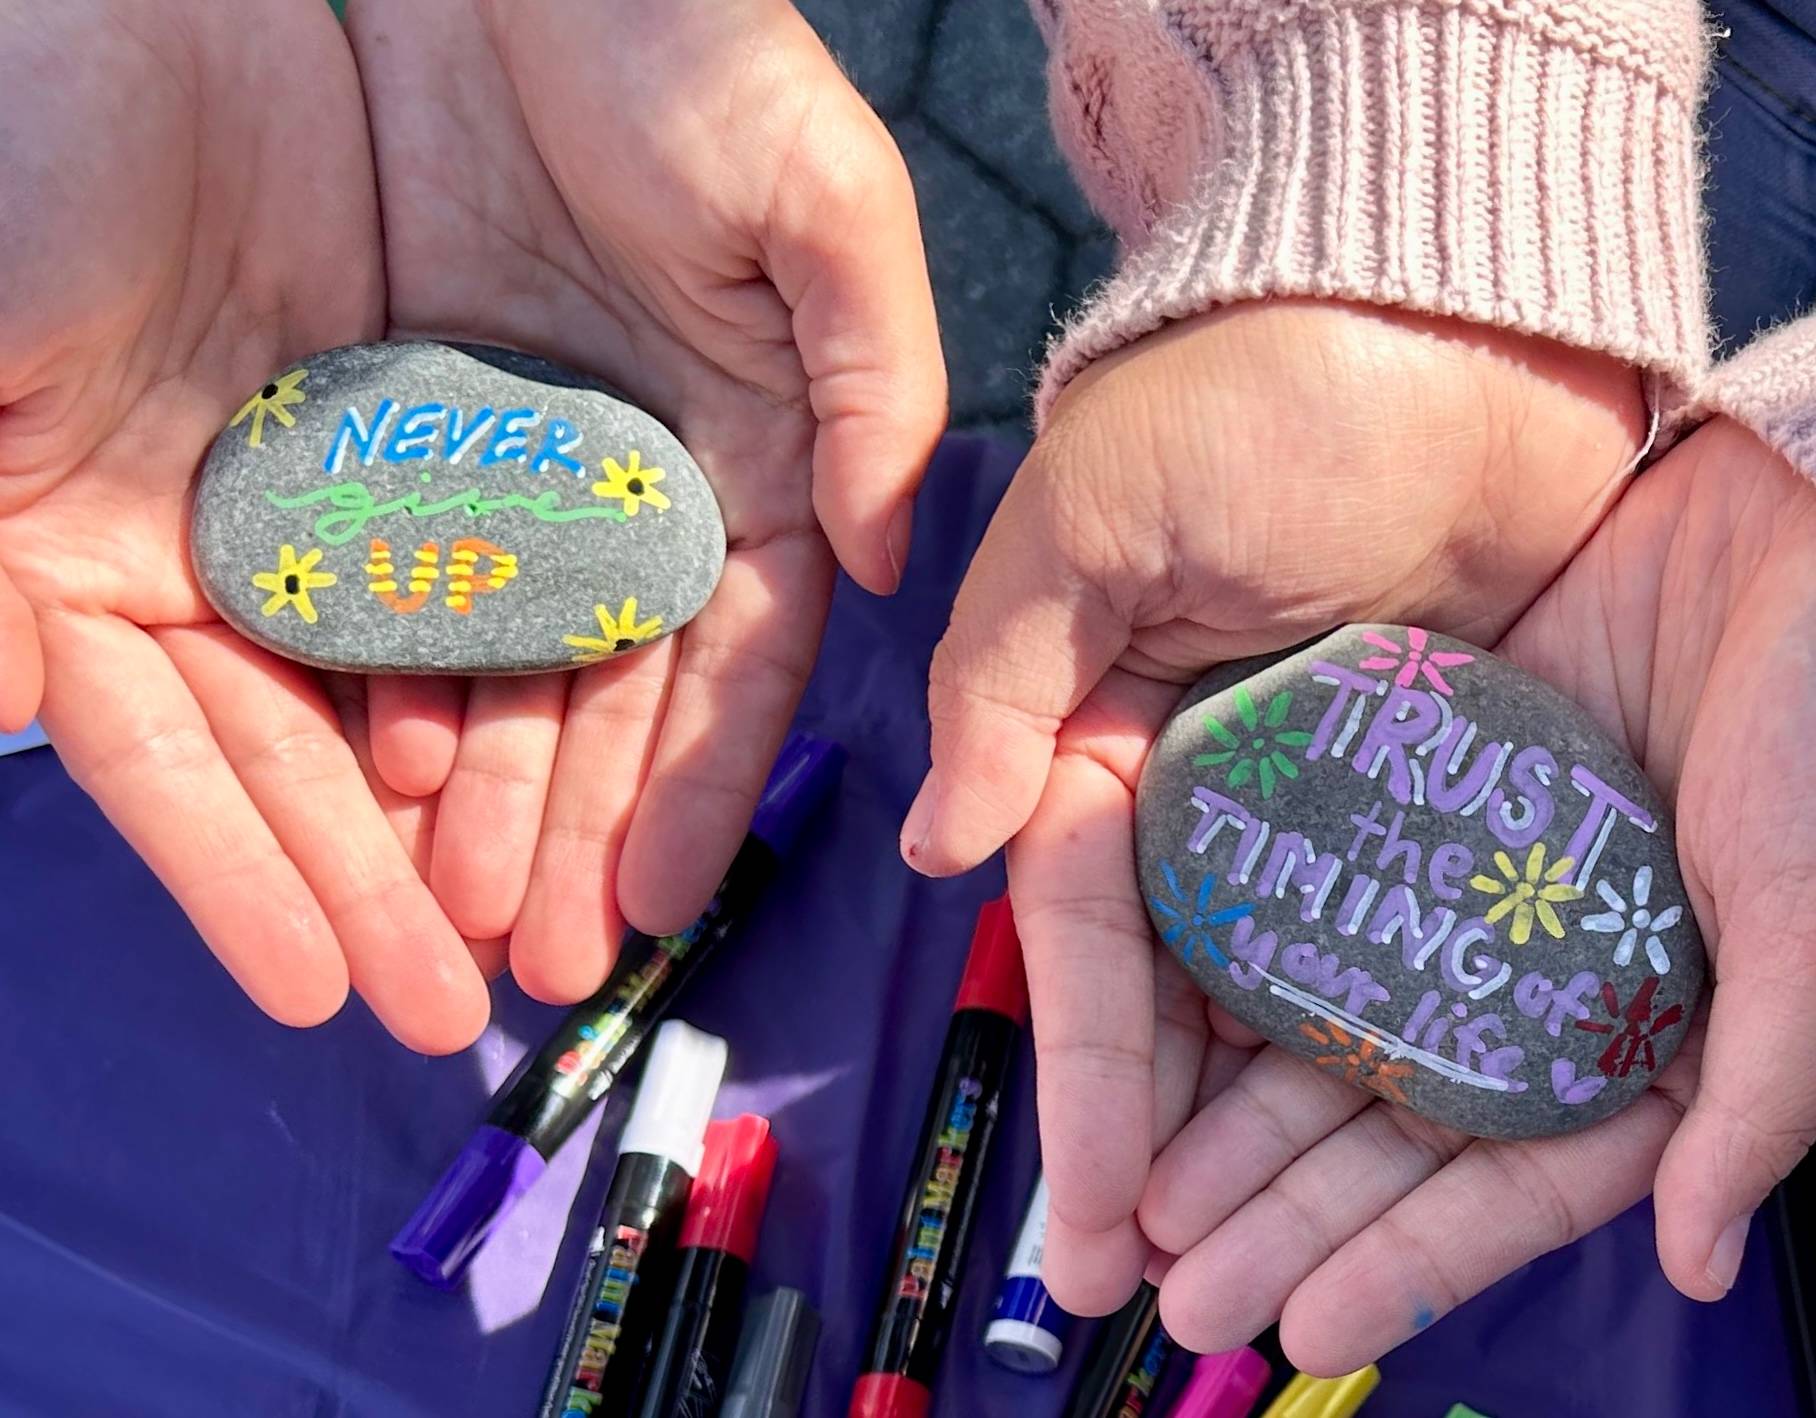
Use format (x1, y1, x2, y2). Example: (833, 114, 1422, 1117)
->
(985, 1173, 1072, 1373)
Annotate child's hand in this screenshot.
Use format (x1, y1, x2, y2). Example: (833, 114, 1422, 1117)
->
(0, 1, 493, 1051)
(1132, 418, 1816, 1371)
(345, 0, 945, 999)
(901, 299, 1650, 1311)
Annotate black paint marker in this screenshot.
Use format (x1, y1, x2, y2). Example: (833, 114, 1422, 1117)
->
(537, 1020, 727, 1417)
(636, 1115, 780, 1417)
(391, 733, 844, 1288)
(722, 1288, 821, 1418)
(850, 896, 1028, 1418)
(1065, 1282, 1173, 1418)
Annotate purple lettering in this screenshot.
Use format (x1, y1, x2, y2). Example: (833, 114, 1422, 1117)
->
(1353, 688, 1441, 806)
(1428, 842, 1473, 900)
(1187, 786, 1251, 855)
(1347, 800, 1388, 862)
(1373, 810, 1422, 886)
(1426, 717, 1510, 814)
(1306, 662, 1381, 759)
(1560, 766, 1657, 886)
(1487, 745, 1558, 849)
(1225, 916, 1278, 989)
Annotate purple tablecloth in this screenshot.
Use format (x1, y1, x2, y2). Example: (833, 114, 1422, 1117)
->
(0, 436, 1802, 1418)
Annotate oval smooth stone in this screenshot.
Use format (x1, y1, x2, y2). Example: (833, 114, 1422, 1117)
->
(1134, 625, 1705, 1140)
(191, 341, 726, 674)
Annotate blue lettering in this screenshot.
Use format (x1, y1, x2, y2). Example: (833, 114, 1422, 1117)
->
(481, 408, 538, 467)
(384, 402, 446, 462)
(530, 417, 585, 475)
(444, 406, 495, 464)
(323, 399, 398, 475)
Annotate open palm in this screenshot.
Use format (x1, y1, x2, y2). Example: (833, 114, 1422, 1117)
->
(345, 0, 945, 999)
(0, 0, 490, 1050)
(1020, 418, 1816, 1374)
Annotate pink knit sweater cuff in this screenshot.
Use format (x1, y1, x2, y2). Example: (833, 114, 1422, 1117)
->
(1697, 318, 1816, 480)
(1035, 0, 1714, 423)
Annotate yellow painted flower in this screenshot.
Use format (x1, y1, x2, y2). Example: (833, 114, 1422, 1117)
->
(1471, 843, 1582, 946)
(591, 450, 670, 516)
(229, 368, 308, 448)
(563, 598, 663, 664)
(251, 545, 337, 624)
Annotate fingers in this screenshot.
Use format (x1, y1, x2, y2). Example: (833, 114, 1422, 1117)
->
(1653, 955, 1816, 1300)
(1157, 1102, 1466, 1354)
(1007, 673, 1188, 1316)
(1142, 1049, 1370, 1256)
(764, 23, 946, 595)
(37, 615, 347, 1029)
(617, 536, 832, 935)
(905, 472, 1130, 876)
(429, 674, 567, 940)
(1279, 1089, 1683, 1375)
(158, 626, 489, 1052)
(0, 562, 43, 732)
(366, 675, 465, 797)
(511, 637, 675, 1002)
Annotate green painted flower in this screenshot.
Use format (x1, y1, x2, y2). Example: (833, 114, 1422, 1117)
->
(1193, 687, 1313, 798)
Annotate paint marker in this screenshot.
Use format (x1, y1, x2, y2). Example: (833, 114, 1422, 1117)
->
(849, 895, 1028, 1418)
(636, 1115, 780, 1417)
(391, 733, 843, 1288)
(1442, 1406, 1493, 1418)
(985, 1173, 1071, 1373)
(722, 1288, 820, 1418)
(1172, 1348, 1272, 1418)
(535, 1021, 727, 1417)
(1257, 1366, 1380, 1418)
(1064, 1282, 1173, 1418)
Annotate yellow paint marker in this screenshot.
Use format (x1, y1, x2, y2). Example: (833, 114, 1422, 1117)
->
(1257, 1364, 1381, 1418)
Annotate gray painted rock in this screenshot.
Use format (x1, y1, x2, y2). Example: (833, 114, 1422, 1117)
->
(191, 342, 725, 674)
(1135, 626, 1704, 1140)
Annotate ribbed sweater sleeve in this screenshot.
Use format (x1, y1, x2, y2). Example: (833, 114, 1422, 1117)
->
(1033, 0, 1714, 424)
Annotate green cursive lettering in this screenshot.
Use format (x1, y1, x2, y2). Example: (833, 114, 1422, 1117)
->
(267, 481, 628, 545)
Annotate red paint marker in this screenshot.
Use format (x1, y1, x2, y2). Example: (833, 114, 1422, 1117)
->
(635, 1115, 780, 1417)
(850, 896, 1028, 1418)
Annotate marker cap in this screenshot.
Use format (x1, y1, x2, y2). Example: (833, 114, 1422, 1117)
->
(847, 1372, 930, 1418)
(1173, 1348, 1272, 1418)
(952, 895, 1028, 1022)
(722, 1288, 821, 1418)
(388, 1125, 547, 1289)
(1443, 1407, 1493, 1418)
(1259, 1366, 1382, 1418)
(679, 1115, 779, 1262)
(749, 733, 846, 858)
(983, 1317, 1064, 1373)
(617, 1021, 729, 1175)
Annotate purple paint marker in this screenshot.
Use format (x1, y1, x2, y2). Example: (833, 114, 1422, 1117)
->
(391, 732, 845, 1288)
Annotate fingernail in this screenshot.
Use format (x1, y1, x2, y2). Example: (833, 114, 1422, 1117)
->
(1707, 1211, 1752, 1293)
(884, 501, 913, 589)
(900, 775, 935, 863)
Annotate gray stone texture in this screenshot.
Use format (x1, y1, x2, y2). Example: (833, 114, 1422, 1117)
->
(192, 342, 725, 675)
(1135, 627, 1705, 1140)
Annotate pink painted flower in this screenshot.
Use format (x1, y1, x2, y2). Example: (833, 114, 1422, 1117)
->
(1356, 627, 1474, 695)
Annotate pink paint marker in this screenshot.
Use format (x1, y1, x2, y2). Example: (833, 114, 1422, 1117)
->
(1172, 1347, 1272, 1418)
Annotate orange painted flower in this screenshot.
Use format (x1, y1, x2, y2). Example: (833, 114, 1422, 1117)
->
(1299, 1019, 1414, 1105)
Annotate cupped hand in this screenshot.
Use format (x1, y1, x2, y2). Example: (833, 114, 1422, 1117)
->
(1062, 417, 1816, 1374)
(901, 299, 1648, 1311)
(345, 0, 945, 999)
(0, 0, 491, 1051)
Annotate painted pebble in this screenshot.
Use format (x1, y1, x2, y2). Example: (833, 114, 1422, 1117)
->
(191, 341, 726, 674)
(1135, 626, 1704, 1140)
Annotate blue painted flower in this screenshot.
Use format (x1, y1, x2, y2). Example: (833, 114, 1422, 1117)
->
(1150, 862, 1253, 967)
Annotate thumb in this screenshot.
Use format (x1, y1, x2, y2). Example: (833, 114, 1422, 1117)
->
(765, 34, 947, 596)
(1652, 902, 1816, 1301)
(0, 560, 44, 733)
(902, 464, 1129, 876)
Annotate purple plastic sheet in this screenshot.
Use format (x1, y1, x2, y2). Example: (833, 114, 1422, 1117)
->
(0, 435, 1801, 1418)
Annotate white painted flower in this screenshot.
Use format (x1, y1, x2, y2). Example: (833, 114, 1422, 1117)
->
(1582, 866, 1683, 974)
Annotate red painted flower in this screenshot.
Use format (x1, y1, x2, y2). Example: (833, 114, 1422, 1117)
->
(1574, 976, 1685, 1078)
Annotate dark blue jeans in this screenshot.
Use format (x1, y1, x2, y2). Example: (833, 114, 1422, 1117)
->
(1707, 2, 1816, 341)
